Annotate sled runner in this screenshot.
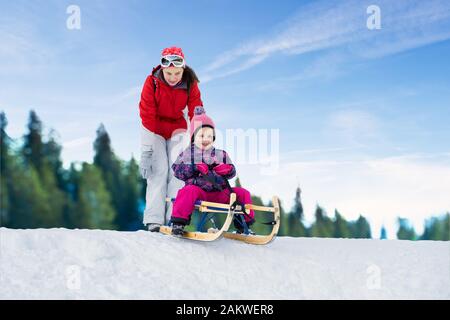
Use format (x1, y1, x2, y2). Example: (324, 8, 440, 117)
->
(159, 194, 280, 245)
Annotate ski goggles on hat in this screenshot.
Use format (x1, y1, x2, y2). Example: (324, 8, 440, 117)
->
(161, 55, 185, 68)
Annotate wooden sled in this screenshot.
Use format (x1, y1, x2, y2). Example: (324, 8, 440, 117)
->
(159, 194, 281, 245)
(223, 196, 280, 245)
(159, 193, 236, 242)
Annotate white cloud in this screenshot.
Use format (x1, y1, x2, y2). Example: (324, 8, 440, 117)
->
(202, 54, 269, 83)
(237, 153, 450, 239)
(0, 16, 56, 75)
(87, 85, 142, 109)
(62, 136, 92, 149)
(254, 52, 348, 92)
(328, 109, 380, 136)
(320, 109, 385, 149)
(61, 136, 94, 166)
(200, 0, 450, 83)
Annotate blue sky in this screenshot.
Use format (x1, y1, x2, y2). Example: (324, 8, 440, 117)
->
(1, 0, 450, 238)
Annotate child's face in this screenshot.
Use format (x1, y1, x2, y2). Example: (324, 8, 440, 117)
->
(162, 67, 184, 86)
(194, 127, 214, 150)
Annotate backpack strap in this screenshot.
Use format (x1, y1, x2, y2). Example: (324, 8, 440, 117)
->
(152, 77, 157, 93)
(186, 80, 191, 99)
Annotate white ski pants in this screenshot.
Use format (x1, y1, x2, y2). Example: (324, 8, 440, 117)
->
(141, 125, 188, 225)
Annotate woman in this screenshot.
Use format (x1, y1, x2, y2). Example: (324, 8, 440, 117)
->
(139, 46, 205, 231)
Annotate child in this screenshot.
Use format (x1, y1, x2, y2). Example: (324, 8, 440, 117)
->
(139, 46, 205, 232)
(170, 113, 256, 236)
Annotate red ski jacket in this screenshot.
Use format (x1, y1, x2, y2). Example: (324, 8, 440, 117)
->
(139, 66, 203, 140)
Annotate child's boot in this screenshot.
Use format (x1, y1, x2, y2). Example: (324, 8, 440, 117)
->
(233, 217, 256, 235)
(172, 222, 186, 236)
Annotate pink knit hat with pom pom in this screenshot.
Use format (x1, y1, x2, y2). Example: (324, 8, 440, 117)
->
(190, 109, 215, 141)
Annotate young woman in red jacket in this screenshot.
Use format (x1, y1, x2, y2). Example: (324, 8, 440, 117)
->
(139, 46, 205, 231)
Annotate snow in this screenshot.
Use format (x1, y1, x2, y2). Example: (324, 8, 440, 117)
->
(0, 227, 449, 299)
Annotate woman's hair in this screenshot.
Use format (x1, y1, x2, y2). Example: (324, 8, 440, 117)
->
(183, 65, 200, 93)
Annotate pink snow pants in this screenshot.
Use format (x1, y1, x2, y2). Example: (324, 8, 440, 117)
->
(171, 185, 255, 223)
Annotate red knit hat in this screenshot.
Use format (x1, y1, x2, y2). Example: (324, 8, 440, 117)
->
(161, 46, 185, 58)
(190, 113, 215, 141)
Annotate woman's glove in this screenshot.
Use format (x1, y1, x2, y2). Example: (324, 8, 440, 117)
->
(213, 163, 233, 176)
(140, 126, 159, 179)
(194, 106, 205, 115)
(196, 163, 209, 175)
(140, 146, 154, 179)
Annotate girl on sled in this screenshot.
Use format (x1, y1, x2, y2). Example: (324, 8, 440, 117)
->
(169, 113, 256, 236)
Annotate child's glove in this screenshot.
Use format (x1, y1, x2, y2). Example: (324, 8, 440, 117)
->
(196, 163, 209, 175)
(213, 163, 233, 176)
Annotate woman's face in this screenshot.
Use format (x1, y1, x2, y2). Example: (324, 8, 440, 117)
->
(162, 67, 184, 86)
(194, 127, 214, 150)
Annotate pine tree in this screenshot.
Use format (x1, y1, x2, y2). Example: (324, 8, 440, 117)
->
(120, 157, 142, 230)
(1, 112, 10, 226)
(287, 186, 307, 237)
(0, 112, 9, 172)
(22, 110, 45, 173)
(43, 129, 65, 190)
(93, 124, 123, 229)
(21, 111, 64, 227)
(2, 111, 62, 228)
(292, 186, 303, 220)
(140, 177, 147, 212)
(333, 210, 351, 238)
(234, 176, 242, 187)
(280, 201, 289, 236)
(278, 207, 290, 236)
(7, 163, 53, 228)
(443, 213, 450, 241)
(421, 217, 436, 240)
(75, 163, 116, 229)
(310, 205, 334, 237)
(63, 163, 82, 228)
(0, 174, 8, 227)
(380, 225, 387, 239)
(351, 215, 372, 238)
(38, 161, 65, 226)
(420, 213, 450, 241)
(396, 218, 416, 240)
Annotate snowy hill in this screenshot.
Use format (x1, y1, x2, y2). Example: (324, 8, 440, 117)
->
(0, 227, 449, 299)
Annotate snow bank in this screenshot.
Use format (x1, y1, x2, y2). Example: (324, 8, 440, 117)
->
(0, 227, 448, 299)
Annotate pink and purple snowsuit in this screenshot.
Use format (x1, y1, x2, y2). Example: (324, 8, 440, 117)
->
(170, 145, 255, 226)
